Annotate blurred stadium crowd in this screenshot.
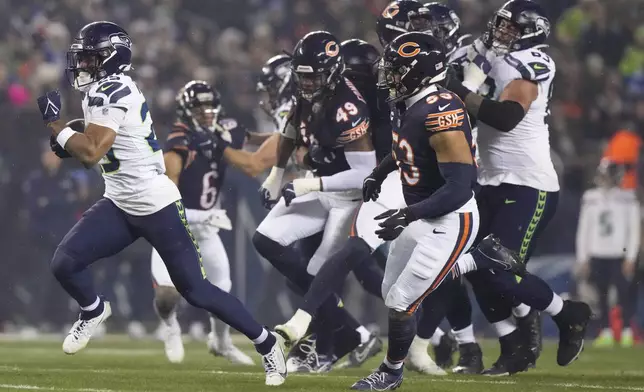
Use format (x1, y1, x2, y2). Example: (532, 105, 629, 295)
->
(1, 0, 644, 340)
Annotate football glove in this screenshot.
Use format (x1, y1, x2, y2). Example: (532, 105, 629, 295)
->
(281, 178, 321, 207)
(37, 90, 62, 124)
(259, 167, 285, 210)
(50, 119, 85, 159)
(362, 170, 387, 202)
(374, 208, 415, 241)
(462, 47, 492, 93)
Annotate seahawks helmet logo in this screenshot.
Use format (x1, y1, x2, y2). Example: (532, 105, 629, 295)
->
(110, 33, 132, 49)
(535, 17, 550, 37)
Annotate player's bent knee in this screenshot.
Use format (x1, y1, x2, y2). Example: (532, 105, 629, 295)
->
(177, 280, 214, 310)
(154, 286, 181, 318)
(50, 247, 79, 279)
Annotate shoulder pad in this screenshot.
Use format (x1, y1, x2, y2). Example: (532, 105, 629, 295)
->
(88, 75, 137, 107)
(448, 46, 469, 66)
(503, 49, 554, 82)
(423, 91, 468, 133)
(164, 126, 192, 153)
(332, 97, 370, 145)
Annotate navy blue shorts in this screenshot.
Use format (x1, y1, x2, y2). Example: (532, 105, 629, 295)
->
(475, 184, 558, 262)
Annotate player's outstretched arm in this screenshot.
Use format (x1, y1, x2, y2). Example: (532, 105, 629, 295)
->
(49, 120, 117, 168)
(406, 131, 476, 221)
(222, 133, 279, 177)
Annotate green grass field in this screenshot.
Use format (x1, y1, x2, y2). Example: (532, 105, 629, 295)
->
(0, 336, 642, 392)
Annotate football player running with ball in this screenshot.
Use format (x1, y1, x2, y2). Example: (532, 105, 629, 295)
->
(444, 0, 592, 375)
(351, 32, 525, 391)
(37, 21, 286, 386)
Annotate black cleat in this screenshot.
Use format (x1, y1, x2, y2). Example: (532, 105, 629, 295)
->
(473, 235, 527, 276)
(341, 334, 384, 369)
(433, 333, 457, 368)
(552, 300, 592, 366)
(517, 309, 543, 367)
(482, 330, 535, 376)
(452, 342, 484, 374)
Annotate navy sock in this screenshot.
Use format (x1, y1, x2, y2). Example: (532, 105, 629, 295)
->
(446, 281, 473, 331)
(416, 281, 452, 339)
(80, 298, 104, 320)
(386, 309, 416, 368)
(301, 237, 373, 314)
(255, 331, 277, 355)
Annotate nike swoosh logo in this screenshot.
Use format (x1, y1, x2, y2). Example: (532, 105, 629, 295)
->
(433, 228, 446, 234)
(99, 84, 113, 92)
(438, 104, 450, 111)
(352, 119, 362, 127)
(533, 64, 546, 70)
(46, 99, 59, 115)
(504, 199, 516, 204)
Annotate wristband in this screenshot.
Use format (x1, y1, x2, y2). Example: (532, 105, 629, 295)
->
(56, 127, 78, 149)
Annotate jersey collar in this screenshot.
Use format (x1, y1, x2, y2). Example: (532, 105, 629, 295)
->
(405, 85, 438, 109)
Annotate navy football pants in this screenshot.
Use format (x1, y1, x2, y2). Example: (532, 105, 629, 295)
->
(51, 198, 264, 340)
(466, 184, 559, 324)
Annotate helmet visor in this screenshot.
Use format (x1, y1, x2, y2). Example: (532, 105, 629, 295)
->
(489, 16, 521, 54)
(66, 48, 102, 90)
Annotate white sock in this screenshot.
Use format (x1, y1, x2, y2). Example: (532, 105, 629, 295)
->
(455, 253, 477, 275)
(356, 325, 371, 344)
(161, 311, 179, 328)
(287, 309, 313, 339)
(252, 328, 269, 345)
(384, 356, 403, 370)
(80, 296, 100, 312)
(430, 328, 444, 346)
(512, 303, 531, 318)
(411, 335, 430, 352)
(452, 325, 476, 345)
(492, 317, 517, 337)
(543, 293, 564, 316)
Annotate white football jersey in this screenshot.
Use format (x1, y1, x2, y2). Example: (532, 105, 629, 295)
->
(476, 47, 559, 191)
(449, 45, 480, 165)
(576, 187, 640, 261)
(82, 74, 181, 215)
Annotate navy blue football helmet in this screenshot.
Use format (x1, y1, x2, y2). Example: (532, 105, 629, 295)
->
(291, 31, 344, 101)
(484, 0, 550, 54)
(66, 21, 133, 91)
(176, 80, 222, 133)
(409, 3, 463, 57)
(257, 54, 294, 112)
(341, 39, 381, 80)
(379, 32, 447, 102)
(377, 0, 424, 48)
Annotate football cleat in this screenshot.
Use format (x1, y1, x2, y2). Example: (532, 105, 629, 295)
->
(553, 300, 591, 366)
(342, 334, 384, 369)
(517, 309, 543, 365)
(473, 235, 527, 276)
(285, 334, 317, 373)
(452, 342, 484, 374)
(274, 323, 301, 347)
(433, 332, 457, 368)
(207, 332, 255, 366)
(63, 301, 112, 355)
(351, 366, 403, 391)
(163, 318, 185, 364)
(406, 336, 446, 376)
(262, 332, 288, 386)
(482, 330, 534, 376)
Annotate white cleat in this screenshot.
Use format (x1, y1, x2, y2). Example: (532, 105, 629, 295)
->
(62, 301, 112, 355)
(163, 319, 185, 364)
(207, 333, 255, 366)
(274, 323, 300, 346)
(406, 338, 447, 376)
(262, 332, 287, 386)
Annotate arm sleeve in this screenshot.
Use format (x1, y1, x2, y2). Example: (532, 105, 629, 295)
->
(575, 193, 592, 264)
(320, 150, 377, 192)
(373, 153, 399, 180)
(407, 162, 476, 220)
(626, 197, 641, 262)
